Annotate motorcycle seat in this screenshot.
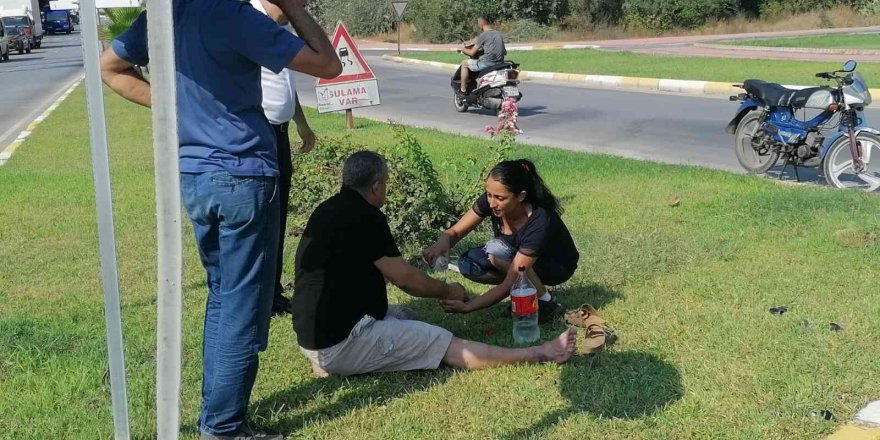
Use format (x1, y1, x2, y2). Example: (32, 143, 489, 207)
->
(477, 61, 518, 76)
(743, 79, 833, 109)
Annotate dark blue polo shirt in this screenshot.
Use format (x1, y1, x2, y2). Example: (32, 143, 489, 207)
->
(111, 0, 305, 176)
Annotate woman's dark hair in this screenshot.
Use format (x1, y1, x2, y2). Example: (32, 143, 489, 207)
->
(487, 159, 562, 216)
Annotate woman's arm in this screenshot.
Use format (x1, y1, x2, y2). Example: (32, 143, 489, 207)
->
(440, 251, 538, 313)
(422, 209, 484, 264)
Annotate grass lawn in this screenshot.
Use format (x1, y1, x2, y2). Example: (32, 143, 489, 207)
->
(2, 86, 880, 439)
(724, 33, 880, 49)
(403, 49, 880, 85)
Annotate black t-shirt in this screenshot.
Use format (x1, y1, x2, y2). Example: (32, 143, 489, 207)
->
(292, 189, 402, 350)
(473, 193, 579, 271)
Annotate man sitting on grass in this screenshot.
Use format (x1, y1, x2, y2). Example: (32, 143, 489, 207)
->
(292, 151, 577, 377)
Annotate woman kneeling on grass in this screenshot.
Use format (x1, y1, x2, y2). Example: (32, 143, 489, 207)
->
(423, 159, 580, 323)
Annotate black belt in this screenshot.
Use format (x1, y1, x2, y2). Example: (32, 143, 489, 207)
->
(272, 122, 289, 133)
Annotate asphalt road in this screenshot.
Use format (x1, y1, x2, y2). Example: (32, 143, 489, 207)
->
(3, 31, 879, 179)
(295, 54, 880, 178)
(0, 31, 84, 153)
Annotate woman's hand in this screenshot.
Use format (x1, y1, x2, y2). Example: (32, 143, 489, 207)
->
(440, 298, 474, 314)
(422, 235, 451, 266)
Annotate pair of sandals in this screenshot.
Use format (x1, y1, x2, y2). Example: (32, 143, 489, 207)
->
(563, 304, 617, 355)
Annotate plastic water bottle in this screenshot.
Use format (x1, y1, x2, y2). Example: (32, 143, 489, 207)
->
(432, 256, 449, 281)
(511, 266, 540, 344)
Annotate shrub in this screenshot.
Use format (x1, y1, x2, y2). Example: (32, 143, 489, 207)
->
(310, 0, 395, 36)
(623, 0, 739, 30)
(759, 0, 855, 16)
(503, 19, 554, 42)
(290, 126, 455, 260)
(408, 0, 478, 43)
(858, 0, 880, 14)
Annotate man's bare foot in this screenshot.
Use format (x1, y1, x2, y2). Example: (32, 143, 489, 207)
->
(538, 327, 577, 364)
(311, 362, 329, 378)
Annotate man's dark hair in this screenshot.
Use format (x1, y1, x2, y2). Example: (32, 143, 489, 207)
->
(342, 151, 387, 190)
(477, 15, 493, 25)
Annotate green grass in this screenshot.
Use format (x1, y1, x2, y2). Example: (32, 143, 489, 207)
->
(2, 86, 880, 439)
(725, 33, 880, 49)
(404, 49, 880, 85)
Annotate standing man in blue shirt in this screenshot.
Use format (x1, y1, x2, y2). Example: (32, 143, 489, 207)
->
(100, 0, 341, 438)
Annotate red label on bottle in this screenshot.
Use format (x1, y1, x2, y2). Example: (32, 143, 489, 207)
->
(511, 294, 538, 316)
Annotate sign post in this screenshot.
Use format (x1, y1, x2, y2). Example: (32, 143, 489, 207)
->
(316, 22, 381, 130)
(391, 1, 408, 55)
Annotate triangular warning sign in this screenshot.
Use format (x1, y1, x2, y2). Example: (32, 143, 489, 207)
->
(316, 22, 376, 86)
(392, 1, 408, 20)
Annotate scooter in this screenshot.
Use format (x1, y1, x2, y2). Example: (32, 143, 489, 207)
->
(451, 43, 522, 113)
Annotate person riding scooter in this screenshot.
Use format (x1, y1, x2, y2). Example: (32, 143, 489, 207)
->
(457, 15, 506, 96)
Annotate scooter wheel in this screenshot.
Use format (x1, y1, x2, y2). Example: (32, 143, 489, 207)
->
(453, 93, 469, 113)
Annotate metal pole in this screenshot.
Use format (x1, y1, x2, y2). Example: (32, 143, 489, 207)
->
(79, 0, 130, 437)
(145, 0, 183, 437)
(397, 20, 400, 56)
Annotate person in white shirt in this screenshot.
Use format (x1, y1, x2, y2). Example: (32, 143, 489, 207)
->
(252, 0, 318, 315)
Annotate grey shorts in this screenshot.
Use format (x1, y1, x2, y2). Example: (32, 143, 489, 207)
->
(299, 306, 454, 376)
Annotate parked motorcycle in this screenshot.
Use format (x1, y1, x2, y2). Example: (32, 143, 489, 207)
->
(451, 43, 522, 113)
(727, 60, 880, 191)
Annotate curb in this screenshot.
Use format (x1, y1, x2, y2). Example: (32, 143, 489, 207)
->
(695, 42, 880, 56)
(362, 43, 601, 52)
(383, 55, 880, 98)
(0, 78, 83, 167)
(382, 55, 742, 97)
(825, 401, 880, 440)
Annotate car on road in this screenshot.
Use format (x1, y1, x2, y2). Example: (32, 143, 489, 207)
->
(43, 9, 72, 35)
(0, 23, 10, 61)
(1, 15, 38, 49)
(0, 0, 44, 48)
(2, 19, 30, 54)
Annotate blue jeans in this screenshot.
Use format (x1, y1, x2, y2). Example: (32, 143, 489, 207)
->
(180, 171, 279, 435)
(459, 238, 575, 286)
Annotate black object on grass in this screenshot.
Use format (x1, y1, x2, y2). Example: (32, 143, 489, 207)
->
(769, 306, 788, 316)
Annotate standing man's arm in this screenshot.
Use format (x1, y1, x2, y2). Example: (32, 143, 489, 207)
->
(101, 50, 151, 107)
(267, 0, 341, 79)
(292, 94, 316, 153)
(100, 11, 151, 107)
(257, 0, 317, 153)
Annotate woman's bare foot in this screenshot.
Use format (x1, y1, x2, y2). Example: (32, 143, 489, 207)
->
(537, 327, 577, 364)
(311, 362, 329, 378)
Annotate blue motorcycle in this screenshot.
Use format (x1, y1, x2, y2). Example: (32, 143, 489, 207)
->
(726, 60, 880, 191)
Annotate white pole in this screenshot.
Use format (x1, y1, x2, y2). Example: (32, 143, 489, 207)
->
(144, 0, 183, 437)
(79, 0, 130, 437)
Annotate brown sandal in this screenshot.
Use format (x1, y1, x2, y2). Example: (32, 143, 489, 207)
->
(581, 323, 616, 355)
(565, 304, 617, 355)
(564, 304, 605, 328)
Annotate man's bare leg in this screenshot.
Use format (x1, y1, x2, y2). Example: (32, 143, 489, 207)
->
(442, 328, 576, 370)
(459, 63, 470, 94)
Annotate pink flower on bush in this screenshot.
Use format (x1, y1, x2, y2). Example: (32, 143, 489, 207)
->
(486, 97, 523, 137)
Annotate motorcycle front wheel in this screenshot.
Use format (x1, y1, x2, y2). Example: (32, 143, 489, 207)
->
(735, 112, 779, 174)
(822, 132, 880, 191)
(453, 93, 469, 113)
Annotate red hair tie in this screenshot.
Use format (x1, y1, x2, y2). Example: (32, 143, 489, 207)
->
(521, 162, 529, 172)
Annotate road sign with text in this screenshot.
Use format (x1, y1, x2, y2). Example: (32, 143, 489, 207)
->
(316, 21, 381, 113)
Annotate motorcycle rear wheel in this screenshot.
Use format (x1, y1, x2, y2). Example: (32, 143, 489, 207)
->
(822, 132, 880, 191)
(735, 112, 779, 174)
(453, 93, 469, 113)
